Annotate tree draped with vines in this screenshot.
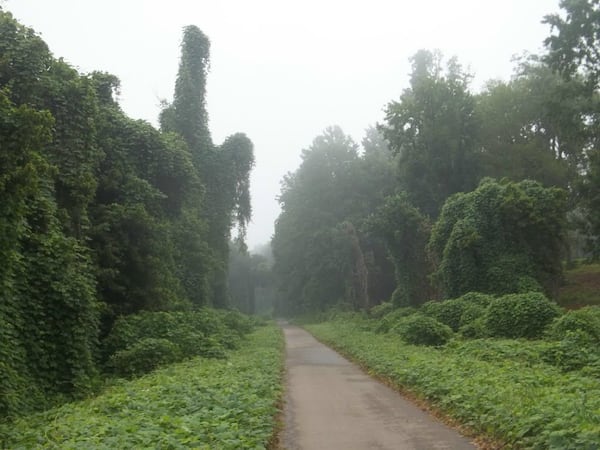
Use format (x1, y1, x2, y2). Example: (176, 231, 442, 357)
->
(429, 179, 567, 299)
(0, 10, 99, 415)
(161, 26, 254, 307)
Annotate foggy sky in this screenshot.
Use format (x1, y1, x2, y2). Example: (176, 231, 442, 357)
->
(7, 0, 560, 249)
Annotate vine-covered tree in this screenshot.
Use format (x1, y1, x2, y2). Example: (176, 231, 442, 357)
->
(0, 11, 99, 414)
(429, 179, 567, 298)
(369, 193, 433, 306)
(161, 26, 254, 307)
(544, 0, 600, 259)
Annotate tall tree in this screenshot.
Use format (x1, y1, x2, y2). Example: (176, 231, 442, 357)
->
(272, 127, 397, 315)
(544, 0, 600, 258)
(380, 50, 479, 218)
(161, 26, 255, 307)
(544, 0, 600, 88)
(161, 26, 212, 154)
(476, 60, 588, 190)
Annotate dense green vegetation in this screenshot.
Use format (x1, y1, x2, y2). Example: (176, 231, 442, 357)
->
(0, 8, 260, 419)
(0, 325, 283, 449)
(272, 0, 600, 316)
(306, 310, 600, 449)
(3, 0, 600, 446)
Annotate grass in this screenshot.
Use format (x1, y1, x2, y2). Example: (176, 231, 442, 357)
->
(559, 263, 600, 308)
(0, 325, 284, 450)
(306, 319, 600, 449)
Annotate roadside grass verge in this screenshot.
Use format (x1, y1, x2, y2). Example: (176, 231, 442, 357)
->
(0, 325, 284, 450)
(306, 320, 600, 449)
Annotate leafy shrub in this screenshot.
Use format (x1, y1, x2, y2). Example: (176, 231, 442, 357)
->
(369, 302, 395, 319)
(543, 307, 600, 375)
(542, 331, 600, 375)
(516, 275, 543, 293)
(218, 309, 255, 337)
(102, 309, 255, 375)
(421, 293, 493, 333)
(547, 306, 600, 343)
(392, 314, 453, 346)
(109, 338, 182, 377)
(421, 299, 466, 331)
(373, 307, 418, 333)
(102, 311, 188, 361)
(459, 303, 487, 328)
(172, 332, 226, 359)
(458, 318, 488, 339)
(456, 292, 494, 308)
(484, 292, 561, 339)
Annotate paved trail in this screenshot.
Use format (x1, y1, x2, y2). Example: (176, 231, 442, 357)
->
(280, 323, 476, 450)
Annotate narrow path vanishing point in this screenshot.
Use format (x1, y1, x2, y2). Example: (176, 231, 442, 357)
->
(280, 323, 476, 450)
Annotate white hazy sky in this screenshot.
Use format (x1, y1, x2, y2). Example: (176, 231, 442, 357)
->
(7, 0, 560, 249)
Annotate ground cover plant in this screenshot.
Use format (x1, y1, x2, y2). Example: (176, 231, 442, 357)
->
(306, 316, 600, 449)
(0, 325, 284, 450)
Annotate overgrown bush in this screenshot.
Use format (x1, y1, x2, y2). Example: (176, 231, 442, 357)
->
(102, 309, 254, 376)
(109, 338, 182, 377)
(547, 306, 600, 343)
(421, 293, 493, 332)
(459, 303, 487, 328)
(218, 309, 256, 337)
(458, 318, 488, 339)
(421, 299, 466, 331)
(369, 302, 395, 319)
(542, 307, 600, 375)
(370, 193, 434, 307)
(429, 179, 567, 298)
(392, 314, 453, 346)
(456, 292, 494, 308)
(484, 292, 561, 339)
(542, 331, 600, 375)
(373, 307, 418, 333)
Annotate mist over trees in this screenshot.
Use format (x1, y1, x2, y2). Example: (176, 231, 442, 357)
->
(272, 126, 397, 315)
(2, 0, 600, 426)
(0, 10, 253, 416)
(272, 0, 600, 315)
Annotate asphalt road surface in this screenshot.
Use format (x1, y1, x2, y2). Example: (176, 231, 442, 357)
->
(280, 323, 476, 450)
